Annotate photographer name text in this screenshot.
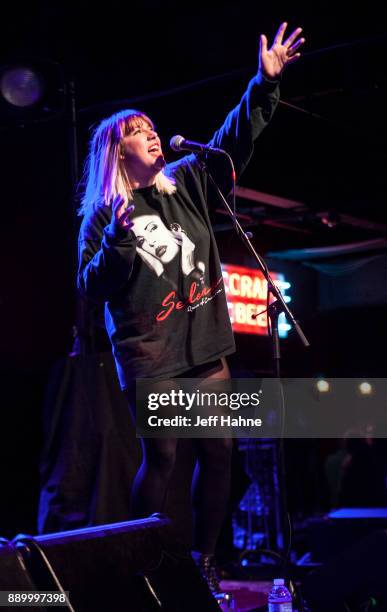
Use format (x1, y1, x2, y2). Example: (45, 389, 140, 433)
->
(147, 415, 262, 427)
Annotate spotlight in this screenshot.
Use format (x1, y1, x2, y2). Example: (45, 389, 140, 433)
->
(0, 59, 65, 127)
(316, 379, 330, 393)
(359, 381, 372, 396)
(0, 67, 44, 107)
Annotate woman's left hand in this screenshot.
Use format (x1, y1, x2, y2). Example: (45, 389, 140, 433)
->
(259, 22, 305, 80)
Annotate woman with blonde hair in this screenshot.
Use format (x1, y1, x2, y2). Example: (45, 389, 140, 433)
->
(78, 22, 304, 602)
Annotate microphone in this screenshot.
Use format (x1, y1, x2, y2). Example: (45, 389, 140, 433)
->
(169, 135, 225, 155)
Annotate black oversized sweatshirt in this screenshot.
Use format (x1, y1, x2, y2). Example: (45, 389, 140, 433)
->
(78, 72, 279, 389)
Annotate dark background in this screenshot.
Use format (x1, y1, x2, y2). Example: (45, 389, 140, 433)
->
(1, 1, 387, 537)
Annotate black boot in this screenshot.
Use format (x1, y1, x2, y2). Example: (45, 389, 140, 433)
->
(191, 552, 234, 609)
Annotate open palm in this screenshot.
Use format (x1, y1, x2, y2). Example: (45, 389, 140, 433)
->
(259, 22, 305, 80)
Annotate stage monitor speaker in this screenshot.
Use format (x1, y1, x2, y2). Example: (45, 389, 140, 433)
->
(303, 529, 387, 611)
(0, 540, 44, 610)
(308, 507, 387, 562)
(11, 514, 219, 612)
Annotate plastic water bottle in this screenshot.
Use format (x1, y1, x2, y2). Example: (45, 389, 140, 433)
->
(268, 578, 292, 611)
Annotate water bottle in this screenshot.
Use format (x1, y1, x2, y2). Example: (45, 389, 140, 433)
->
(268, 578, 292, 611)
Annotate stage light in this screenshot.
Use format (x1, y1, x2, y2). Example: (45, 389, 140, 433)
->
(316, 379, 330, 393)
(0, 67, 43, 107)
(359, 381, 372, 395)
(0, 59, 66, 127)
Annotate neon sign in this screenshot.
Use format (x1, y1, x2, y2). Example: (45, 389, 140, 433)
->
(221, 263, 291, 337)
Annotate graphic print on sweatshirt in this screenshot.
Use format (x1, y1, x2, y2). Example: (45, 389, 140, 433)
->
(131, 213, 224, 323)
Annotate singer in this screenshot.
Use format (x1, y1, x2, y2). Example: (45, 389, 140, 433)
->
(78, 22, 304, 600)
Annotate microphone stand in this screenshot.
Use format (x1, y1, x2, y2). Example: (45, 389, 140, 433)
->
(196, 153, 310, 567)
(196, 153, 309, 352)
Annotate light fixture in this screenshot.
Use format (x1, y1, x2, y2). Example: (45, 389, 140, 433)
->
(316, 379, 330, 393)
(359, 381, 372, 396)
(0, 59, 66, 127)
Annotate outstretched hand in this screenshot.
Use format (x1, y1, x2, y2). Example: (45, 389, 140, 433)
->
(259, 22, 305, 80)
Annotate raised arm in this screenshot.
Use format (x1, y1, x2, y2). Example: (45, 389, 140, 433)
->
(209, 22, 305, 181)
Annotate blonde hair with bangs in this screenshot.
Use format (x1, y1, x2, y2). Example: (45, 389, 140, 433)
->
(78, 109, 176, 216)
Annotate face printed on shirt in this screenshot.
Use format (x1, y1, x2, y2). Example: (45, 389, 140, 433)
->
(132, 214, 180, 265)
(132, 213, 205, 284)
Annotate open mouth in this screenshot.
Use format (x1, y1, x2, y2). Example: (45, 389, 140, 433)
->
(156, 245, 167, 258)
(148, 144, 160, 153)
